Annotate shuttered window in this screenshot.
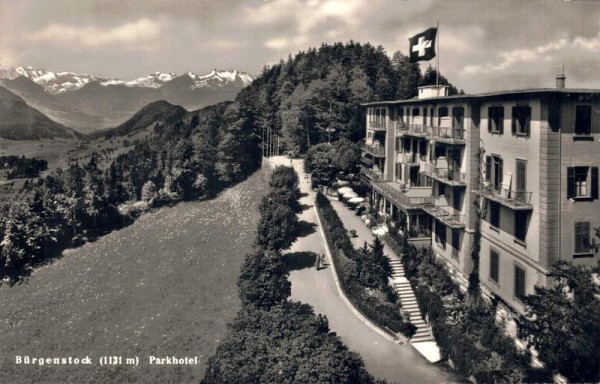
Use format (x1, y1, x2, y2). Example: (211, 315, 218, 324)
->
(514, 266, 526, 300)
(490, 201, 500, 228)
(568, 166, 598, 199)
(490, 249, 499, 283)
(515, 211, 528, 242)
(516, 160, 526, 192)
(575, 105, 592, 136)
(574, 222, 591, 254)
(511, 106, 531, 136)
(488, 106, 504, 133)
(435, 220, 446, 249)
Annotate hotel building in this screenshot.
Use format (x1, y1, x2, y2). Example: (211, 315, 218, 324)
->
(360, 78, 600, 313)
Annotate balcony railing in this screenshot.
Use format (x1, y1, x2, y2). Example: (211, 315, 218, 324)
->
(406, 123, 428, 136)
(432, 168, 467, 186)
(430, 126, 466, 144)
(360, 166, 383, 181)
(399, 153, 419, 165)
(395, 121, 408, 132)
(423, 197, 465, 228)
(372, 179, 429, 211)
(368, 120, 387, 131)
(474, 185, 533, 210)
(360, 142, 385, 157)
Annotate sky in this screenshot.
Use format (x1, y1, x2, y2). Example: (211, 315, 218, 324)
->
(0, 0, 598, 93)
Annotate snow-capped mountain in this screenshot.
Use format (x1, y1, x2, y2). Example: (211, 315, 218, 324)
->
(0, 66, 255, 94)
(0, 66, 255, 132)
(0, 66, 100, 94)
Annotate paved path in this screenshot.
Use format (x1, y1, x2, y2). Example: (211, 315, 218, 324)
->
(267, 157, 459, 384)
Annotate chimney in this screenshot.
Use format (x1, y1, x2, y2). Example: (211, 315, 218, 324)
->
(556, 73, 566, 89)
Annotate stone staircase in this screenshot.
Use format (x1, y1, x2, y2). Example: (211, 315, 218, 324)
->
(389, 259, 434, 343)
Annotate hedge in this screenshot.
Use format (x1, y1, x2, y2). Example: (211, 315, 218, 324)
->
(315, 192, 416, 338)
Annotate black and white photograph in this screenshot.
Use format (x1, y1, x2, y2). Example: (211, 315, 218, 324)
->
(0, 0, 598, 383)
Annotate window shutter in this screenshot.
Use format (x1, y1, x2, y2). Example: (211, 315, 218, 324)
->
(525, 107, 531, 136)
(592, 167, 598, 200)
(567, 167, 575, 198)
(511, 108, 517, 135)
(485, 156, 491, 181)
(499, 107, 505, 134)
(498, 158, 503, 184)
(487, 108, 492, 133)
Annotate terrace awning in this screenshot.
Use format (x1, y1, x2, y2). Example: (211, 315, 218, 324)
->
(337, 187, 354, 194)
(348, 197, 365, 204)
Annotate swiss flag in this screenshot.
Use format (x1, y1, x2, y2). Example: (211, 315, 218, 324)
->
(409, 28, 437, 63)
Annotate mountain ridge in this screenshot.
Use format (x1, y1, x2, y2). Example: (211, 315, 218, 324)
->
(0, 85, 80, 141)
(0, 66, 255, 94)
(0, 66, 255, 132)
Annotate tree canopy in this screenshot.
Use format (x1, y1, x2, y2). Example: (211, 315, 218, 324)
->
(522, 261, 600, 383)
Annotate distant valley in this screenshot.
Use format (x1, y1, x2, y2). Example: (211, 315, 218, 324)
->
(0, 66, 255, 133)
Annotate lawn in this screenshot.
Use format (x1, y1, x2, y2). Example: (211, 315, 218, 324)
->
(0, 168, 269, 383)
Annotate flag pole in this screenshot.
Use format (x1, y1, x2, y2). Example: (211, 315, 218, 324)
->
(436, 18, 440, 90)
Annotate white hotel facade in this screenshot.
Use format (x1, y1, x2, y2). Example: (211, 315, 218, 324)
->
(360, 79, 600, 313)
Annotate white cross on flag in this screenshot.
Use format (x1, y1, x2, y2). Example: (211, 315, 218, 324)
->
(409, 28, 437, 63)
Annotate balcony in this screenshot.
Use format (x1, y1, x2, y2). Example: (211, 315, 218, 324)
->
(474, 185, 533, 210)
(430, 126, 466, 145)
(360, 142, 385, 157)
(420, 163, 466, 187)
(399, 152, 420, 166)
(404, 123, 429, 138)
(371, 179, 430, 212)
(423, 197, 466, 228)
(368, 120, 387, 131)
(360, 166, 383, 181)
(431, 168, 467, 187)
(395, 121, 408, 134)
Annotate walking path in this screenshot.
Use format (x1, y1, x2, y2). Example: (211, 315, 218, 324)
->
(328, 198, 441, 363)
(266, 156, 458, 383)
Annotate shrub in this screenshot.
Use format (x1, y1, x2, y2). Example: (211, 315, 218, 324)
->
(316, 192, 415, 338)
(386, 233, 539, 383)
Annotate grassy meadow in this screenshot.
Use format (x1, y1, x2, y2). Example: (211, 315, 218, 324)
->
(0, 167, 269, 383)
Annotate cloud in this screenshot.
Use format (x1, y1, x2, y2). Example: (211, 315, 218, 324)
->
(461, 34, 598, 75)
(239, 0, 366, 52)
(27, 19, 164, 50)
(0, 49, 19, 67)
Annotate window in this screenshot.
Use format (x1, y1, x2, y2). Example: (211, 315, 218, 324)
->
(514, 211, 528, 242)
(412, 107, 420, 117)
(515, 160, 527, 193)
(488, 106, 504, 134)
(514, 265, 526, 301)
(490, 249, 499, 283)
(511, 106, 531, 136)
(438, 107, 448, 126)
(575, 105, 591, 136)
(398, 108, 404, 123)
(452, 108, 465, 139)
(452, 229, 460, 250)
(435, 220, 446, 249)
(568, 166, 599, 199)
(574, 222, 591, 254)
(490, 201, 500, 228)
(430, 107, 434, 126)
(438, 182, 446, 197)
(486, 155, 503, 191)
